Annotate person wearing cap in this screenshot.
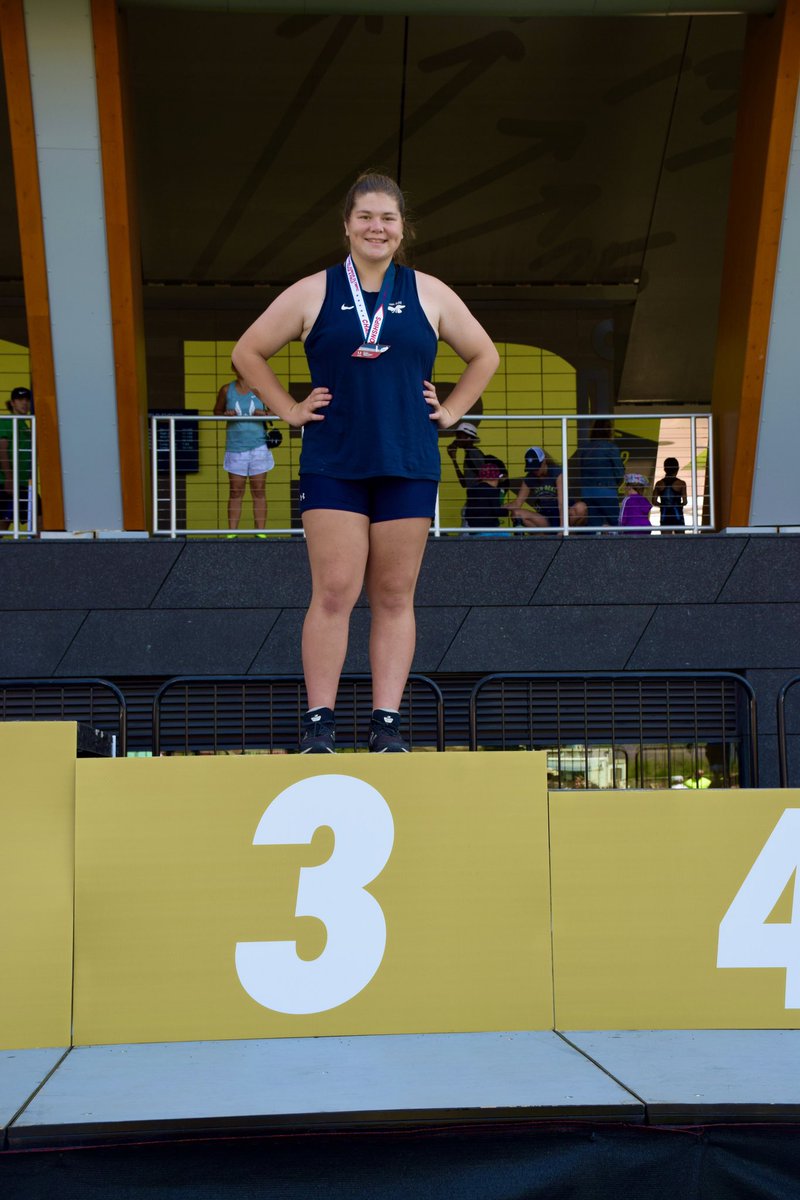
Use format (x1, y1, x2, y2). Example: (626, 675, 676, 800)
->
(0, 387, 35, 532)
(670, 775, 689, 789)
(446, 419, 507, 531)
(619, 473, 652, 533)
(506, 445, 586, 530)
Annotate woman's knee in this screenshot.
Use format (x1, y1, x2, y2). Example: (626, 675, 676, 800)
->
(312, 575, 361, 617)
(368, 573, 417, 614)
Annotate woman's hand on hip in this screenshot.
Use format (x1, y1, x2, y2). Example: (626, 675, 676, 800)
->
(425, 381, 456, 428)
(287, 387, 331, 427)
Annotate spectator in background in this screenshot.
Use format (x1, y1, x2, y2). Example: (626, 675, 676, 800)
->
(447, 420, 508, 531)
(214, 367, 276, 537)
(685, 767, 711, 789)
(579, 419, 624, 528)
(653, 457, 687, 532)
(619, 472, 652, 532)
(0, 387, 35, 533)
(506, 446, 587, 531)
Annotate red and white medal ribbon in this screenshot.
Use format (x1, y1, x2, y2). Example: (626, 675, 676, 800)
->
(345, 255, 394, 359)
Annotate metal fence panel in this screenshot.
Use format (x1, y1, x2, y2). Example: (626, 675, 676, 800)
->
(150, 413, 712, 538)
(152, 674, 445, 754)
(0, 678, 127, 755)
(469, 671, 757, 788)
(777, 676, 800, 787)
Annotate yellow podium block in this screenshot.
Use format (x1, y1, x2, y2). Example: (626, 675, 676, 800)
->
(74, 754, 552, 1044)
(0, 723, 75, 1049)
(551, 789, 800, 1029)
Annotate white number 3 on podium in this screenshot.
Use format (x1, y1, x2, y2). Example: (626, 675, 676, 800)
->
(236, 775, 394, 1015)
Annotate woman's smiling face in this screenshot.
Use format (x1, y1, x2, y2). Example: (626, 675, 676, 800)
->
(344, 192, 403, 266)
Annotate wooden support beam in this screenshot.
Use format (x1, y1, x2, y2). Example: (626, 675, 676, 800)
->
(711, 0, 800, 527)
(91, 0, 149, 530)
(0, 0, 64, 530)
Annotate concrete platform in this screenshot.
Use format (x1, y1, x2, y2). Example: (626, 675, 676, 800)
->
(7, 1032, 642, 1148)
(8, 1031, 800, 1148)
(0, 1049, 67, 1147)
(563, 1030, 800, 1124)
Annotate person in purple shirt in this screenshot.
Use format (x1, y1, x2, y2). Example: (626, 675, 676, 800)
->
(619, 473, 652, 533)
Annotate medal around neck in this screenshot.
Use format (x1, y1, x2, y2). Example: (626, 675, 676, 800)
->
(345, 254, 393, 360)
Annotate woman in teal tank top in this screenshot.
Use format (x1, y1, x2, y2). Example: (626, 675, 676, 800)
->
(233, 173, 498, 752)
(213, 368, 274, 534)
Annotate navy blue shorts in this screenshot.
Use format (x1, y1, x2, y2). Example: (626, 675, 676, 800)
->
(298, 475, 438, 523)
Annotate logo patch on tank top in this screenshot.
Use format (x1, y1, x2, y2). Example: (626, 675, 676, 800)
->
(387, 302, 405, 314)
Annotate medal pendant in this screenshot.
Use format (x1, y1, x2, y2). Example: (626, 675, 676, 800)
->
(352, 343, 390, 360)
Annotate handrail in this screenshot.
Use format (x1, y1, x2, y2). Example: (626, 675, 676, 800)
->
(150, 413, 287, 538)
(468, 670, 758, 787)
(0, 676, 128, 756)
(776, 676, 800, 787)
(149, 411, 712, 539)
(152, 672, 445, 754)
(1, 414, 37, 539)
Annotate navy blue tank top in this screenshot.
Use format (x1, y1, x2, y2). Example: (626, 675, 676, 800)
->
(301, 263, 440, 480)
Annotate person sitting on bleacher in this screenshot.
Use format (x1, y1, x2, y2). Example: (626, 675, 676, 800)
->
(506, 446, 587, 531)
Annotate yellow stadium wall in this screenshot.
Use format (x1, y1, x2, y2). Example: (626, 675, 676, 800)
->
(183, 340, 577, 533)
(0, 338, 31, 397)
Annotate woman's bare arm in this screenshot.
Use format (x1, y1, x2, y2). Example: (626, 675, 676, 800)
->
(213, 385, 230, 416)
(416, 273, 499, 429)
(232, 274, 330, 427)
(506, 479, 531, 518)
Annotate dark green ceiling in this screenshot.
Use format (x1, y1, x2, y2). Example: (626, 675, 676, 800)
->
(126, 12, 746, 287)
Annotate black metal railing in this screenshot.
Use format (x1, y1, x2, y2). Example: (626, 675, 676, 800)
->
(469, 672, 758, 788)
(0, 672, 761, 781)
(777, 676, 800, 787)
(152, 674, 445, 755)
(0, 677, 128, 756)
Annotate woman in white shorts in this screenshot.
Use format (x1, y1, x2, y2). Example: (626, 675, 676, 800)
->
(214, 369, 275, 534)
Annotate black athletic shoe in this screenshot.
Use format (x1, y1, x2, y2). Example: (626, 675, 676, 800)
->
(300, 707, 336, 754)
(368, 710, 409, 753)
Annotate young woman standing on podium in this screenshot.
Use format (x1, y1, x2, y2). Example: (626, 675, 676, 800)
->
(233, 173, 498, 753)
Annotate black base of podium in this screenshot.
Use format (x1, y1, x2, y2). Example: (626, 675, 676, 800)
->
(3, 1118, 800, 1200)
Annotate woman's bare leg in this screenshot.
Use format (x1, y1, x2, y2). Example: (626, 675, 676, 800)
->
(227, 474, 246, 529)
(365, 517, 431, 711)
(249, 473, 267, 529)
(302, 509, 370, 709)
(516, 508, 548, 528)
